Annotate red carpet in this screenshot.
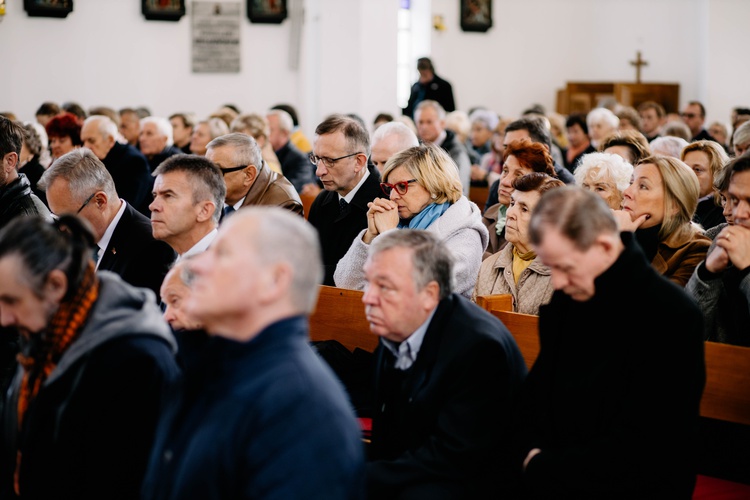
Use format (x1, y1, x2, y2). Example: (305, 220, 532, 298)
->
(693, 475, 750, 499)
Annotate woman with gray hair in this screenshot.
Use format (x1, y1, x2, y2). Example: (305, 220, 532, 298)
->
(574, 152, 634, 210)
(190, 117, 229, 156)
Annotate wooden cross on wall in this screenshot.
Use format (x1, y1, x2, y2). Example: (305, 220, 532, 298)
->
(630, 51, 648, 83)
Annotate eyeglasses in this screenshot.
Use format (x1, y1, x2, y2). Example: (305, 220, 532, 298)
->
(380, 179, 417, 197)
(681, 112, 698, 119)
(219, 165, 248, 176)
(77, 192, 97, 214)
(308, 152, 362, 169)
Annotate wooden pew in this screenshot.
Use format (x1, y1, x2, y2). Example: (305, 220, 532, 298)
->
(469, 185, 490, 209)
(475, 294, 750, 426)
(300, 194, 316, 221)
(309, 285, 378, 353)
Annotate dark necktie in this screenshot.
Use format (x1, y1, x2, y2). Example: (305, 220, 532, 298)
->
(93, 246, 100, 263)
(223, 205, 236, 218)
(339, 198, 348, 213)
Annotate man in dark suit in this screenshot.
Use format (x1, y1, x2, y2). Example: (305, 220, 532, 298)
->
(362, 229, 527, 499)
(81, 115, 154, 216)
(267, 108, 316, 194)
(307, 114, 382, 286)
(40, 148, 176, 301)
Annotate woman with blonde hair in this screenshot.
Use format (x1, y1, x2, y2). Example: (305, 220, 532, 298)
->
(613, 154, 711, 286)
(681, 139, 730, 230)
(334, 143, 488, 297)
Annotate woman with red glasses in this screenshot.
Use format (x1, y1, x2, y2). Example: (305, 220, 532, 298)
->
(334, 143, 488, 298)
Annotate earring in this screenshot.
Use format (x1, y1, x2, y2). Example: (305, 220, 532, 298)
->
(431, 193, 437, 199)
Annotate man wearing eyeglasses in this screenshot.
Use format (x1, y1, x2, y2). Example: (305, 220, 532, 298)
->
(206, 133, 303, 220)
(681, 101, 716, 143)
(39, 148, 176, 301)
(307, 114, 383, 286)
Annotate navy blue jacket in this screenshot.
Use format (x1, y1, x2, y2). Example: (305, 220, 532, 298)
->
(142, 316, 366, 500)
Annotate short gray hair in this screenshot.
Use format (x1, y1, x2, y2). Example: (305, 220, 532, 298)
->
(415, 99, 446, 121)
(650, 136, 690, 159)
(371, 121, 419, 150)
(140, 116, 174, 146)
(734, 120, 750, 149)
(39, 148, 118, 201)
(243, 207, 323, 313)
(267, 109, 294, 134)
(84, 115, 118, 141)
(207, 132, 263, 170)
(368, 229, 453, 299)
(529, 185, 618, 251)
(586, 107, 619, 130)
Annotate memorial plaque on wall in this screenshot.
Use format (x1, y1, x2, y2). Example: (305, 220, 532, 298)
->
(192, 2, 241, 73)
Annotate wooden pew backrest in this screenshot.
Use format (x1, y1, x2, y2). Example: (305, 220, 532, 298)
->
(309, 285, 379, 353)
(475, 294, 513, 313)
(300, 194, 316, 220)
(701, 341, 750, 426)
(490, 310, 540, 371)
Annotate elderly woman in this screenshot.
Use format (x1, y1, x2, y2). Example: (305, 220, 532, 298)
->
(0, 215, 179, 498)
(681, 139, 730, 231)
(190, 117, 229, 156)
(483, 137, 557, 258)
(574, 152, 634, 210)
(586, 107, 619, 149)
(613, 154, 711, 286)
(334, 144, 488, 298)
(472, 172, 564, 314)
(45, 112, 82, 160)
(598, 129, 651, 166)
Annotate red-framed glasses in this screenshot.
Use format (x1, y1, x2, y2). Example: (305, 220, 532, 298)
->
(380, 179, 417, 197)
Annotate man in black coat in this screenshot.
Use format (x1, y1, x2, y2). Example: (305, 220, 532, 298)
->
(81, 115, 154, 216)
(515, 186, 706, 499)
(402, 57, 456, 120)
(40, 149, 176, 301)
(363, 230, 526, 499)
(307, 114, 382, 286)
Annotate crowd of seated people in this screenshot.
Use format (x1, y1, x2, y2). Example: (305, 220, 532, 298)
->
(0, 94, 748, 498)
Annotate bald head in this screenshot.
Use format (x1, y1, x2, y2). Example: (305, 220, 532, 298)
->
(371, 121, 419, 174)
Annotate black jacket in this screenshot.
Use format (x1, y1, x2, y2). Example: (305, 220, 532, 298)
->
(275, 140, 315, 194)
(102, 142, 154, 217)
(402, 74, 456, 119)
(515, 232, 705, 499)
(0, 174, 50, 231)
(307, 166, 382, 286)
(367, 294, 527, 499)
(98, 202, 177, 301)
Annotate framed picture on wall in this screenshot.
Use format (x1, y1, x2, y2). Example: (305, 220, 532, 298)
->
(142, 0, 186, 21)
(24, 0, 73, 18)
(460, 0, 492, 33)
(247, 0, 287, 24)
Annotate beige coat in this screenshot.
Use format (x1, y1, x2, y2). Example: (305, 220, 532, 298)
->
(472, 243, 554, 315)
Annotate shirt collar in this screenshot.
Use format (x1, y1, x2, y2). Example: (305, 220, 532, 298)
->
(382, 307, 437, 370)
(340, 167, 370, 205)
(96, 199, 126, 270)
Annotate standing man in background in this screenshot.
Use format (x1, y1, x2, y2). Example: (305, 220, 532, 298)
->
(403, 57, 456, 120)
